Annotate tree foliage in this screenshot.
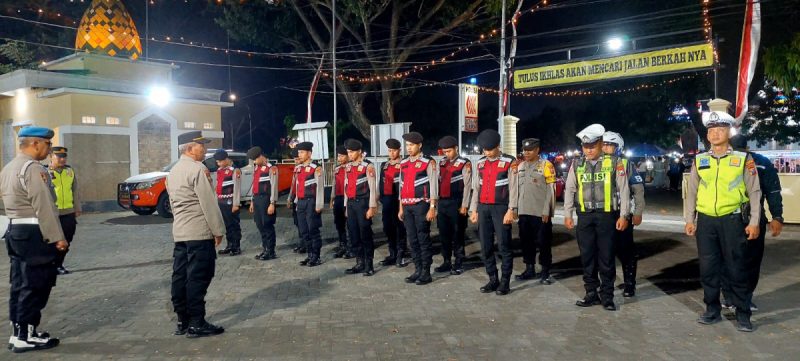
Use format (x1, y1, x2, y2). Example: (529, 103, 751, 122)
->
(763, 33, 800, 91)
(0, 41, 37, 74)
(742, 80, 800, 146)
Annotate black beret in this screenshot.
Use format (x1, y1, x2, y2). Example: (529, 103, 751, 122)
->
(730, 134, 747, 151)
(521, 138, 540, 151)
(438, 136, 458, 149)
(246, 146, 263, 160)
(344, 138, 362, 151)
(296, 142, 313, 151)
(386, 138, 401, 149)
(213, 149, 229, 160)
(477, 129, 501, 150)
(290, 148, 299, 158)
(402, 131, 423, 144)
(336, 145, 347, 155)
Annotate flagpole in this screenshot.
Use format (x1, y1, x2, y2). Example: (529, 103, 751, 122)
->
(332, 0, 337, 157)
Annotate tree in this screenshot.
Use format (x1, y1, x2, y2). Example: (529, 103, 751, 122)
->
(763, 33, 800, 91)
(215, 0, 506, 138)
(0, 41, 37, 74)
(742, 80, 800, 146)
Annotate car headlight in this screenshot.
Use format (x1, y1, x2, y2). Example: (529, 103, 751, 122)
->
(134, 181, 156, 190)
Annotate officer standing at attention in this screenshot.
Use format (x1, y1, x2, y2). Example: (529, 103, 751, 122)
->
(1, 127, 64, 352)
(379, 138, 408, 267)
(167, 131, 226, 338)
(601, 131, 646, 297)
(342, 139, 379, 276)
(331, 146, 352, 259)
(48, 146, 81, 275)
(289, 148, 305, 254)
(725, 134, 783, 313)
(290, 142, 325, 267)
(469, 129, 519, 296)
(435, 136, 471, 276)
(213, 149, 242, 256)
(685, 100, 762, 332)
(514, 138, 556, 284)
(247, 146, 279, 261)
(398, 131, 438, 285)
(563, 124, 630, 311)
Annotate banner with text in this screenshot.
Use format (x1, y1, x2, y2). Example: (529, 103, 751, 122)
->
(459, 84, 479, 133)
(513, 43, 714, 89)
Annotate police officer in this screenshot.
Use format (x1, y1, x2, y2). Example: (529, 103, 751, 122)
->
(435, 136, 471, 275)
(289, 148, 305, 254)
(342, 139, 379, 276)
(247, 146, 279, 261)
(469, 129, 518, 295)
(379, 138, 408, 267)
(601, 132, 646, 297)
(564, 124, 630, 311)
(685, 101, 762, 332)
(167, 131, 226, 338)
(330, 146, 352, 259)
(514, 138, 556, 284)
(213, 149, 242, 256)
(1, 127, 64, 352)
(48, 146, 81, 275)
(726, 135, 783, 312)
(398, 132, 438, 285)
(289, 142, 324, 267)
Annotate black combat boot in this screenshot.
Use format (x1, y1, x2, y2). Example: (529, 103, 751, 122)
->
(307, 255, 322, 267)
(363, 259, 375, 277)
(697, 310, 722, 325)
(345, 257, 365, 274)
(416, 264, 432, 285)
(11, 324, 59, 353)
(434, 261, 451, 273)
(575, 292, 601, 307)
(380, 249, 397, 266)
(736, 311, 754, 332)
(186, 320, 225, 338)
(480, 275, 500, 293)
(538, 269, 553, 285)
(515, 264, 536, 280)
(218, 247, 232, 255)
(450, 261, 464, 275)
(496, 276, 511, 295)
(405, 261, 422, 283)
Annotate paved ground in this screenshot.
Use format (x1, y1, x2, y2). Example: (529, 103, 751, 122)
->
(1, 189, 799, 360)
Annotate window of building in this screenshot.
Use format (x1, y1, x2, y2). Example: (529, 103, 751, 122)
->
(183, 121, 196, 129)
(81, 116, 96, 124)
(203, 122, 214, 130)
(106, 116, 120, 125)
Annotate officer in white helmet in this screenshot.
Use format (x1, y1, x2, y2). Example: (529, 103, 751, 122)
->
(602, 131, 645, 297)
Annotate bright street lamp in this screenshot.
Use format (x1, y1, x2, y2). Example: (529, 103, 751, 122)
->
(148, 86, 172, 108)
(606, 37, 624, 51)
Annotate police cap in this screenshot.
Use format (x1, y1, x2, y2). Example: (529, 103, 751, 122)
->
(296, 142, 313, 151)
(344, 139, 362, 151)
(477, 129, 501, 150)
(521, 138, 540, 151)
(213, 149, 229, 161)
(576, 124, 605, 145)
(385, 138, 401, 150)
(438, 136, 458, 149)
(246, 146, 263, 160)
(402, 132, 423, 145)
(178, 130, 211, 145)
(51, 146, 68, 158)
(336, 145, 347, 155)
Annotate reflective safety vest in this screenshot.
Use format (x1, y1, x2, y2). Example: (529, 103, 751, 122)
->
(439, 157, 469, 199)
(400, 155, 433, 202)
(50, 166, 74, 210)
(253, 163, 273, 196)
(478, 154, 514, 205)
(216, 166, 237, 198)
(345, 160, 371, 199)
(381, 161, 401, 196)
(574, 155, 618, 213)
(294, 162, 319, 200)
(695, 151, 749, 217)
(333, 165, 346, 197)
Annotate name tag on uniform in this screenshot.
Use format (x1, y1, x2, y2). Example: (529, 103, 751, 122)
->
(729, 157, 741, 167)
(395, 164, 400, 169)
(305, 166, 311, 172)
(498, 161, 506, 167)
(415, 162, 421, 168)
(358, 166, 363, 172)
(699, 157, 711, 169)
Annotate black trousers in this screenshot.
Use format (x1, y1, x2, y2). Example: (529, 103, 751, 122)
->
(478, 204, 513, 279)
(55, 213, 77, 268)
(519, 215, 552, 272)
(296, 198, 322, 258)
(722, 216, 767, 308)
(614, 216, 637, 286)
(252, 195, 277, 253)
(333, 195, 348, 250)
(576, 212, 616, 299)
(697, 213, 751, 316)
(347, 197, 374, 261)
(5, 224, 58, 327)
(437, 198, 467, 266)
(403, 202, 433, 268)
(218, 199, 242, 250)
(171, 240, 216, 326)
(381, 195, 407, 258)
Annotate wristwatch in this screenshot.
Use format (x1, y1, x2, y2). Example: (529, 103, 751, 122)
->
(773, 216, 784, 224)
(430, 204, 436, 210)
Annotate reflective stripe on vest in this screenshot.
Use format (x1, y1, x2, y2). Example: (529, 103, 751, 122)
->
(478, 155, 513, 205)
(439, 157, 468, 199)
(695, 151, 749, 217)
(295, 163, 318, 199)
(334, 165, 346, 197)
(381, 162, 401, 196)
(400, 156, 431, 200)
(575, 156, 614, 212)
(50, 167, 74, 210)
(253, 164, 272, 196)
(345, 160, 371, 199)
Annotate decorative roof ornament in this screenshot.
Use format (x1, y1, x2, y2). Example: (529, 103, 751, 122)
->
(75, 0, 142, 60)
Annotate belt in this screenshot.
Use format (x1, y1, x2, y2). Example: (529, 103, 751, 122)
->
(9, 217, 39, 225)
(217, 194, 235, 199)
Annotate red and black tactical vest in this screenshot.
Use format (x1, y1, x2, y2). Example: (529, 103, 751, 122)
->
(439, 156, 469, 199)
(345, 160, 372, 199)
(252, 163, 273, 196)
(333, 164, 346, 197)
(478, 154, 514, 205)
(216, 166, 236, 199)
(380, 160, 401, 196)
(294, 162, 319, 199)
(400, 155, 433, 203)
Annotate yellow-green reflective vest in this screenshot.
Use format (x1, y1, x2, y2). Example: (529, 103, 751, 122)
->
(575, 155, 616, 212)
(50, 167, 75, 210)
(695, 151, 749, 217)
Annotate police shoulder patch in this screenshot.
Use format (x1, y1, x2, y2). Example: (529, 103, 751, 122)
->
(368, 165, 376, 177)
(235, 169, 241, 178)
(315, 167, 322, 175)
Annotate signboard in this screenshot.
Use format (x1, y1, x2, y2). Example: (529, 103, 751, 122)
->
(370, 122, 411, 157)
(513, 43, 715, 89)
(459, 84, 479, 133)
(293, 122, 329, 160)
